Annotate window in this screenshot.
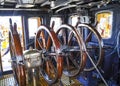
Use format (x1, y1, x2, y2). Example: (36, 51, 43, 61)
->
(70, 15, 79, 27)
(96, 11, 113, 39)
(50, 17, 62, 32)
(28, 17, 41, 37)
(70, 15, 90, 26)
(0, 16, 22, 71)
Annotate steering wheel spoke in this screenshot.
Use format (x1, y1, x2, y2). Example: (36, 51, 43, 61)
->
(85, 32, 92, 43)
(37, 38, 44, 49)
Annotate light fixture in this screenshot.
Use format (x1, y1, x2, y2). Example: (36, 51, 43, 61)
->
(49, 0, 56, 8)
(16, 0, 35, 8)
(0, 0, 16, 5)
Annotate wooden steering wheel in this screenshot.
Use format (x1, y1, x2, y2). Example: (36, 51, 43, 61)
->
(56, 24, 87, 77)
(77, 23, 104, 71)
(35, 25, 63, 84)
(9, 19, 26, 86)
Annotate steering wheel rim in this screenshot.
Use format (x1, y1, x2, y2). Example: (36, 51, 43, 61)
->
(35, 25, 63, 84)
(56, 24, 87, 77)
(77, 23, 104, 71)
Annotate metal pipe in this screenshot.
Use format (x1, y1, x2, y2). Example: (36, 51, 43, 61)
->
(0, 8, 46, 11)
(55, 5, 76, 13)
(85, 51, 108, 86)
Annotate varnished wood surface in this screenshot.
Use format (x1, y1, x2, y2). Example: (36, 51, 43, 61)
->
(9, 18, 26, 86)
(35, 25, 63, 81)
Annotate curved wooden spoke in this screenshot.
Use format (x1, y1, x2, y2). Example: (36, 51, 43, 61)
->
(66, 57, 70, 71)
(85, 32, 92, 43)
(9, 32, 15, 57)
(46, 37, 51, 50)
(17, 65, 26, 86)
(68, 31, 73, 45)
(46, 22, 54, 50)
(46, 60, 57, 79)
(62, 29, 67, 45)
(37, 38, 44, 49)
(51, 21, 55, 29)
(46, 61, 51, 76)
(41, 31, 46, 48)
(50, 31, 63, 78)
(11, 23, 23, 56)
(68, 55, 79, 69)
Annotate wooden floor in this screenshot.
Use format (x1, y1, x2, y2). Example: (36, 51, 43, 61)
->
(0, 74, 83, 86)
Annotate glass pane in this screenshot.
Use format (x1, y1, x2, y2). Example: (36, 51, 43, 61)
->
(50, 17, 62, 32)
(96, 11, 113, 39)
(0, 16, 22, 71)
(28, 17, 41, 37)
(71, 15, 79, 27)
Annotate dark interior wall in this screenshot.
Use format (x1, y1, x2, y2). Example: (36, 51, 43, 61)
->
(90, 4, 120, 82)
(0, 10, 48, 16)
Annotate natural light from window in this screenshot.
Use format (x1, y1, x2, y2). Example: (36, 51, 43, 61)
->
(0, 16, 22, 71)
(50, 17, 62, 32)
(28, 17, 41, 37)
